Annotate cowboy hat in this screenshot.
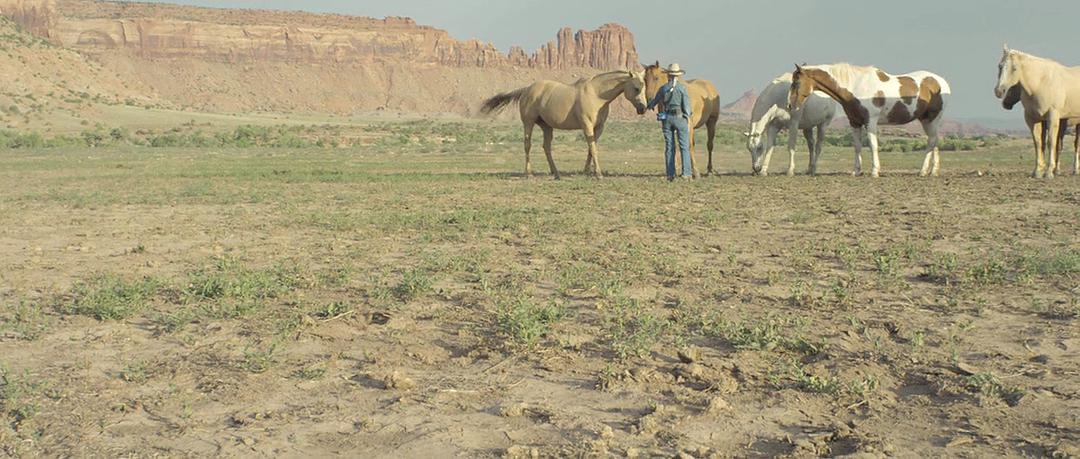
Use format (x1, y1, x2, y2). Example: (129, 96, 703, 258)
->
(664, 63, 685, 76)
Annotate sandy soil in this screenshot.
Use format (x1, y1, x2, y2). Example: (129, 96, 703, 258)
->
(0, 128, 1078, 458)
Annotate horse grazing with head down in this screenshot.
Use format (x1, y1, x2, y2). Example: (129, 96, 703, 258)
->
(745, 73, 837, 176)
(481, 71, 648, 179)
(788, 63, 950, 177)
(995, 46, 1080, 178)
(642, 62, 720, 177)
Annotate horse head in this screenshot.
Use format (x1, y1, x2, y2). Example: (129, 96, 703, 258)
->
(744, 105, 779, 174)
(995, 45, 1021, 99)
(788, 64, 813, 111)
(641, 61, 668, 106)
(622, 70, 648, 115)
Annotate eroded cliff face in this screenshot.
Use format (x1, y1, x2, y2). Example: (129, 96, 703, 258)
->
(45, 0, 639, 70)
(0, 0, 55, 37)
(1, 0, 644, 115)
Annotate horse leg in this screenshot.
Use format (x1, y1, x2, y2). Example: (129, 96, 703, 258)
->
(867, 125, 882, 177)
(541, 125, 559, 180)
(689, 125, 699, 179)
(812, 125, 825, 174)
(785, 125, 797, 176)
(1046, 113, 1061, 179)
(1028, 116, 1045, 178)
(920, 119, 941, 177)
(761, 125, 778, 176)
(706, 118, 717, 176)
(852, 127, 864, 176)
(522, 121, 535, 177)
(582, 125, 602, 178)
(1055, 118, 1068, 176)
(1074, 124, 1080, 176)
(801, 128, 814, 175)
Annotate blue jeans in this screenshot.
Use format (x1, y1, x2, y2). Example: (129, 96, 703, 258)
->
(662, 115, 692, 179)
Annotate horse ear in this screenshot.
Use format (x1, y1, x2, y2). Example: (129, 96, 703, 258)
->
(1003, 43, 1009, 52)
(654, 60, 659, 67)
(794, 63, 802, 72)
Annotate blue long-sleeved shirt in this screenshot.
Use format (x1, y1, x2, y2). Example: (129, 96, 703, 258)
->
(647, 81, 692, 119)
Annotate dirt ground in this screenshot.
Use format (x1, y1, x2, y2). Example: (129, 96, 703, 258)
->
(1, 121, 1078, 457)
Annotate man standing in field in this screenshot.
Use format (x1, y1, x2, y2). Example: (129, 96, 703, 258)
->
(647, 63, 694, 181)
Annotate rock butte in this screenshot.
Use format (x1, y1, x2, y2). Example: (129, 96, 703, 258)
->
(0, 0, 642, 115)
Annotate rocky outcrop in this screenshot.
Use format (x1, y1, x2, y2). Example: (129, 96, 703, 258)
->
(25, 0, 639, 70)
(0, 0, 55, 37)
(2, 0, 644, 116)
(534, 24, 638, 70)
(722, 90, 757, 118)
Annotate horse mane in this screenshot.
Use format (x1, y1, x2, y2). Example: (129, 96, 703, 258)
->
(771, 73, 793, 84)
(819, 63, 880, 87)
(575, 70, 634, 87)
(1007, 50, 1080, 75)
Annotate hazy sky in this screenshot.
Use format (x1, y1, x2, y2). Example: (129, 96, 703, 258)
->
(143, 0, 1078, 120)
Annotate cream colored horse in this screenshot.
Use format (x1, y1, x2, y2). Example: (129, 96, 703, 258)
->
(642, 62, 720, 177)
(1002, 84, 1080, 175)
(995, 46, 1080, 178)
(480, 71, 648, 179)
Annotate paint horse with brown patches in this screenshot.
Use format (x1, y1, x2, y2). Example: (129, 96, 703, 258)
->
(481, 71, 649, 179)
(788, 63, 950, 177)
(995, 46, 1080, 178)
(642, 62, 721, 177)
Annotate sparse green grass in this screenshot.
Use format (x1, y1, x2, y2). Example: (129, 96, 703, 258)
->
(392, 268, 435, 303)
(606, 297, 666, 360)
(965, 372, 1026, 406)
(119, 361, 149, 383)
(293, 364, 328, 380)
(60, 274, 161, 321)
(184, 258, 302, 319)
(0, 364, 39, 428)
(313, 301, 352, 319)
(0, 300, 49, 340)
(242, 342, 279, 374)
(0, 118, 1074, 456)
(495, 295, 568, 348)
(709, 315, 824, 355)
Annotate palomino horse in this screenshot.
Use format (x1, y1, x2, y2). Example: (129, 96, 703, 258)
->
(789, 63, 950, 177)
(995, 46, 1080, 178)
(1002, 84, 1080, 175)
(744, 73, 837, 176)
(480, 71, 648, 179)
(642, 62, 720, 177)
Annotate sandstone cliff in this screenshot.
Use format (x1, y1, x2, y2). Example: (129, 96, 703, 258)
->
(15, 0, 639, 71)
(0, 0, 54, 37)
(0, 0, 641, 115)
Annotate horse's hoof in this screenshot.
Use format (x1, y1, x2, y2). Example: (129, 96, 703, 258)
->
(786, 171, 795, 177)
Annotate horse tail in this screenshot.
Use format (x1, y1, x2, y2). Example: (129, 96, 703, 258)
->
(480, 87, 527, 115)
